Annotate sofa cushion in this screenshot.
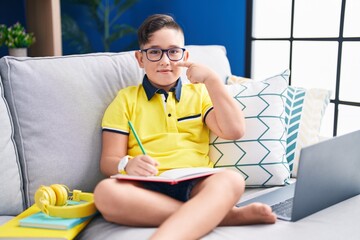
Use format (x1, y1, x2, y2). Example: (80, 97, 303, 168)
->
(78, 195, 360, 240)
(0, 52, 144, 208)
(209, 70, 290, 187)
(0, 76, 24, 215)
(285, 86, 331, 176)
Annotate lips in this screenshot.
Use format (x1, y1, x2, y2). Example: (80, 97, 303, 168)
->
(157, 69, 172, 73)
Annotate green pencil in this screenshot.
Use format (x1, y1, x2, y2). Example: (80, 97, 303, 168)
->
(128, 121, 147, 155)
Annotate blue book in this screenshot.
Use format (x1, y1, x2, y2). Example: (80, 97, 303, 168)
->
(19, 211, 91, 230)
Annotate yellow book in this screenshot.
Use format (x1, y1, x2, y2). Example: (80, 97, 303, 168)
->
(0, 204, 94, 239)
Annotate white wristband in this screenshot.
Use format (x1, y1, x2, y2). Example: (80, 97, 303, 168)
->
(117, 155, 129, 173)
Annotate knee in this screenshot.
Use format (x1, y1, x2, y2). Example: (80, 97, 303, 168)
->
(94, 179, 112, 209)
(94, 179, 120, 218)
(217, 169, 245, 199)
(94, 179, 138, 223)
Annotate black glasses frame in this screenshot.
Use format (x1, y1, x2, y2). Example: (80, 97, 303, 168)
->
(141, 47, 186, 62)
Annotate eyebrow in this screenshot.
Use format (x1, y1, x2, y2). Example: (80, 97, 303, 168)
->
(146, 45, 182, 49)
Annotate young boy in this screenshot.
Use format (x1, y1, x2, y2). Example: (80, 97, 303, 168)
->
(94, 14, 276, 240)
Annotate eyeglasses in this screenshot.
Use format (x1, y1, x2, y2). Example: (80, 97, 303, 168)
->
(141, 47, 186, 62)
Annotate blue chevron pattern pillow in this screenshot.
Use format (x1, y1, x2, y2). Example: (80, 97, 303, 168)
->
(209, 70, 291, 187)
(285, 87, 306, 174)
(285, 87, 331, 176)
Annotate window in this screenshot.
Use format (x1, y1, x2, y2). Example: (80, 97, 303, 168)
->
(247, 0, 360, 137)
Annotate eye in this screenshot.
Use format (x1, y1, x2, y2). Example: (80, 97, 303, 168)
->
(148, 49, 161, 55)
(168, 48, 180, 55)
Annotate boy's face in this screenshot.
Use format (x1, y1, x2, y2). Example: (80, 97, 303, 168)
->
(135, 28, 188, 91)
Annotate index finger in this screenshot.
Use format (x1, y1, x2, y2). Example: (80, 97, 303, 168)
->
(176, 61, 194, 68)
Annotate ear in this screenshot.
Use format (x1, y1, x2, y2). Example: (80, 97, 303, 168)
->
(183, 49, 189, 62)
(135, 51, 144, 68)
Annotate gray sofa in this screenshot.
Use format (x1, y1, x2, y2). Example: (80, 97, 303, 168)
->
(1, 45, 359, 239)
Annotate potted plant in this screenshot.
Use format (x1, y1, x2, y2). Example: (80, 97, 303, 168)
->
(0, 22, 35, 57)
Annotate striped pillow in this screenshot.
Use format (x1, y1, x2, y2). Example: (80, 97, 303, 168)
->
(285, 87, 331, 176)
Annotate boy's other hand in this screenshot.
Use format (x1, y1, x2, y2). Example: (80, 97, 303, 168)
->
(176, 61, 219, 84)
(125, 155, 159, 176)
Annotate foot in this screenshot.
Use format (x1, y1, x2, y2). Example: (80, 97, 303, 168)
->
(235, 203, 277, 225)
(220, 203, 277, 226)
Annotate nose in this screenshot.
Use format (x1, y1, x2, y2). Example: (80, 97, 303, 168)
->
(159, 51, 171, 65)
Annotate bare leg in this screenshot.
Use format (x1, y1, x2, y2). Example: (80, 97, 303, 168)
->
(94, 178, 183, 226)
(94, 170, 276, 240)
(150, 170, 276, 240)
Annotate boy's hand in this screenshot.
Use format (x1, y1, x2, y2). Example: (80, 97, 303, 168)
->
(176, 61, 219, 84)
(125, 155, 159, 176)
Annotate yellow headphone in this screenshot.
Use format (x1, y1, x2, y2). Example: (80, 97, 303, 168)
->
(35, 184, 97, 218)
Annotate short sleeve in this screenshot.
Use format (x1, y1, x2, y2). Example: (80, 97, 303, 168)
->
(200, 85, 214, 122)
(102, 90, 131, 135)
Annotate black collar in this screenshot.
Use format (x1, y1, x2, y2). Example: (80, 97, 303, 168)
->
(142, 75, 182, 102)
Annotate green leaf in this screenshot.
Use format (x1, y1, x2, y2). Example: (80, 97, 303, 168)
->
(61, 0, 139, 53)
(107, 24, 136, 44)
(0, 22, 35, 48)
(61, 14, 93, 53)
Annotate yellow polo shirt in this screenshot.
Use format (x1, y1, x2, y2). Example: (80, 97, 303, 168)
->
(102, 75, 214, 173)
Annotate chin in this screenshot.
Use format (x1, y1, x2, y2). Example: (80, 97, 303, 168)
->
(157, 76, 179, 84)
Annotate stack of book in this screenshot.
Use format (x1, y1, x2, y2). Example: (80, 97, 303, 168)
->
(0, 203, 96, 239)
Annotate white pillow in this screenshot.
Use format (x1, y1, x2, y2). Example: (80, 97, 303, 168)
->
(210, 70, 291, 187)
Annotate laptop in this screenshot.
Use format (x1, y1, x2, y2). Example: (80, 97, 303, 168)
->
(237, 130, 360, 221)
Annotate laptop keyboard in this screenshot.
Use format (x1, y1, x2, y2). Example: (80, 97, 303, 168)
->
(271, 198, 294, 219)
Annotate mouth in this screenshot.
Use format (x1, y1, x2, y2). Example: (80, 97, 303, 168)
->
(157, 69, 172, 73)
